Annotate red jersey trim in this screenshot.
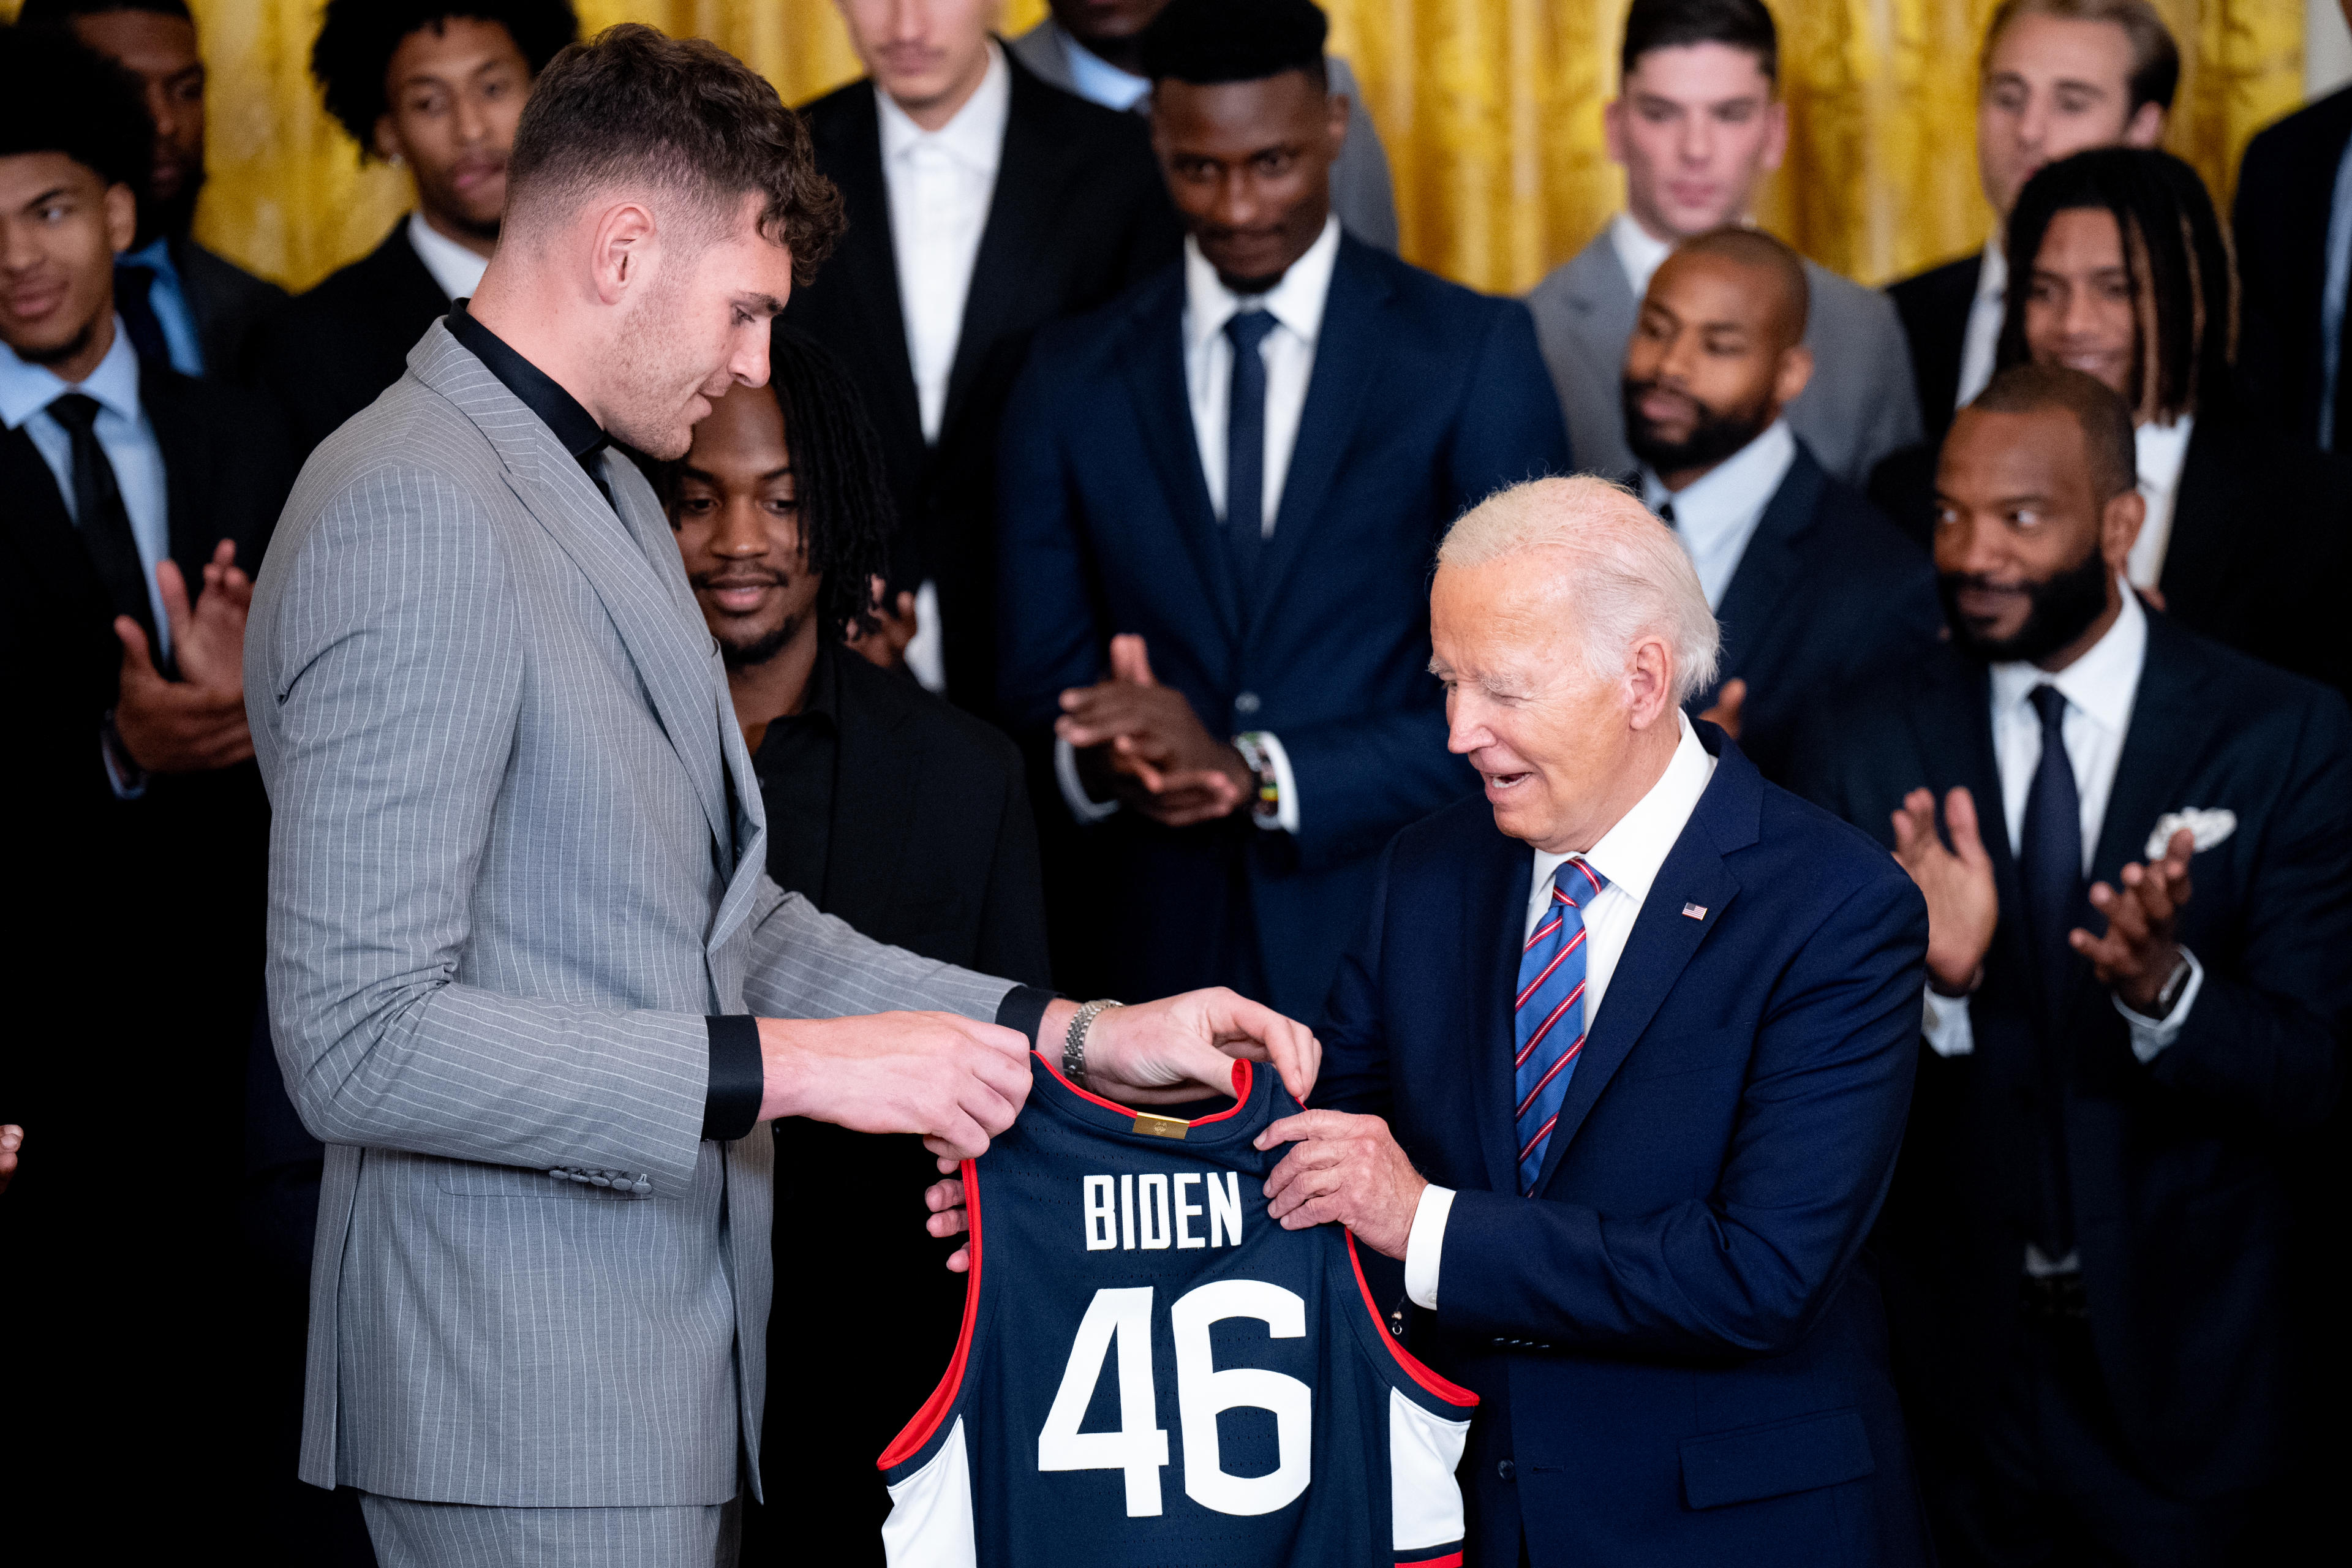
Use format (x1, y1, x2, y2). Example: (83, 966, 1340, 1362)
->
(1033, 1048, 1254, 1125)
(876, 1158, 983, 1471)
(1346, 1231, 1478, 1408)
(1396, 1552, 1464, 1567)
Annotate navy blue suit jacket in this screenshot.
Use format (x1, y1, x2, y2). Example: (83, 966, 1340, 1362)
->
(1681, 440, 1942, 783)
(1791, 616, 2352, 1496)
(996, 235, 1569, 1023)
(1318, 728, 1932, 1566)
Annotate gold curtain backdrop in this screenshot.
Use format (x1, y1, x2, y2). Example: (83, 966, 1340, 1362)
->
(0, 0, 2307, 295)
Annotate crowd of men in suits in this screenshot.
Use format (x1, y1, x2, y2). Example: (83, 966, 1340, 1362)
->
(1, 0, 2346, 1564)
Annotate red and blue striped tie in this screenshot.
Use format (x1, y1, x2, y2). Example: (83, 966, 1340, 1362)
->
(1514, 858, 1607, 1194)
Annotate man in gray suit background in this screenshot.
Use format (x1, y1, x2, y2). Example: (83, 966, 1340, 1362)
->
(1008, 0, 1400, 251)
(246, 24, 1313, 1566)
(1526, 0, 1920, 487)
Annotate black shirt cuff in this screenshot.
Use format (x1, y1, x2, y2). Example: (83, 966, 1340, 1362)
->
(995, 984, 1060, 1048)
(702, 1015, 764, 1141)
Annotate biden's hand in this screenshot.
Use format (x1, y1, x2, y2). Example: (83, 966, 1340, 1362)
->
(1255, 1110, 1426, 1261)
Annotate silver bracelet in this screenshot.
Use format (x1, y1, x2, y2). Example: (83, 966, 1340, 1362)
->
(1062, 999, 1123, 1085)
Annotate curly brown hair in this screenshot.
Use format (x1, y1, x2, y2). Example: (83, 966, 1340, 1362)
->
(505, 23, 843, 284)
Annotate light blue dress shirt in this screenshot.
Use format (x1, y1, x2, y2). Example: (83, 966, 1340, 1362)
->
(0, 316, 175, 656)
(2320, 133, 2352, 451)
(1638, 417, 1798, 611)
(118, 235, 206, 378)
(1050, 20, 1151, 111)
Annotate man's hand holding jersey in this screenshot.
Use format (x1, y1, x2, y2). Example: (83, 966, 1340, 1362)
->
(922, 986, 1322, 1270)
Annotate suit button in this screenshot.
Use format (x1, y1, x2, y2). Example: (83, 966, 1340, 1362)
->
(1496, 1459, 1517, 1483)
(1234, 691, 1261, 715)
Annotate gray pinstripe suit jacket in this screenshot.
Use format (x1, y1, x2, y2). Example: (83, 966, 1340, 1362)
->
(246, 323, 1016, 1507)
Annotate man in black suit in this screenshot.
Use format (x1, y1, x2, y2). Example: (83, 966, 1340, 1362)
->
(1623, 227, 1941, 782)
(2234, 6, 2352, 454)
(20, 0, 285, 378)
(786, 0, 1182, 709)
(0, 23, 292, 1542)
(1793, 364, 2352, 1567)
(1885, 0, 2171, 446)
(663, 330, 1050, 1565)
(243, 0, 578, 456)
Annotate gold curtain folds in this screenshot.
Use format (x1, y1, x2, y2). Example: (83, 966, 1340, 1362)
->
(1, 1, 2305, 294)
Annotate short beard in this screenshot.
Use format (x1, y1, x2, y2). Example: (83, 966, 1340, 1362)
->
(445, 208, 501, 247)
(1623, 379, 1773, 476)
(141, 173, 205, 245)
(718, 614, 800, 672)
(21, 318, 96, 369)
(1939, 542, 2113, 665)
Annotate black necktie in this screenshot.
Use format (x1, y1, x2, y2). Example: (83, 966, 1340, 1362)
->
(1658, 499, 1678, 529)
(1224, 309, 1277, 593)
(47, 392, 160, 658)
(2018, 684, 2083, 1256)
(113, 263, 173, 368)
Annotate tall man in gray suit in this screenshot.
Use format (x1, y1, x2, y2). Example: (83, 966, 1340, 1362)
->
(1526, 0, 1920, 487)
(246, 26, 1313, 1567)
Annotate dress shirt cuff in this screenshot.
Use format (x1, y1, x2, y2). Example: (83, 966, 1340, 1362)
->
(2114, 948, 2204, 1063)
(1403, 1183, 1456, 1310)
(701, 1015, 764, 1141)
(1921, 984, 1975, 1058)
(995, 984, 1061, 1048)
(1054, 736, 1121, 823)
(1247, 731, 1301, 835)
(99, 712, 148, 801)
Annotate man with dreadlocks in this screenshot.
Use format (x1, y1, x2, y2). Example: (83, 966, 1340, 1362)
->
(664, 328, 1050, 1565)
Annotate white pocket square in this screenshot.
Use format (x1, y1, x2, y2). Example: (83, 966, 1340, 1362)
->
(2145, 808, 2236, 860)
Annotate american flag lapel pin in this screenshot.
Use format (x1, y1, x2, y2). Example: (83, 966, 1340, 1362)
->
(1681, 903, 1708, 920)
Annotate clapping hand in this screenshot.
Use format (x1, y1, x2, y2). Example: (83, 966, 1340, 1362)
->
(1057, 635, 1250, 827)
(846, 575, 918, 671)
(1890, 785, 1999, 995)
(111, 538, 254, 774)
(0, 1125, 21, 1196)
(2075, 826, 2194, 1013)
(1697, 677, 1747, 741)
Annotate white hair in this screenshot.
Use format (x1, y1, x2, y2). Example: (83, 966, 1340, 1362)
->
(1438, 475, 1721, 706)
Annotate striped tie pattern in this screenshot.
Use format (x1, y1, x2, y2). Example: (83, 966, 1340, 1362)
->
(1513, 858, 1607, 1194)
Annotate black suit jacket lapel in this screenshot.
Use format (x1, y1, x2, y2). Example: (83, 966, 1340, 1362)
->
(2088, 615, 2223, 888)
(1461, 826, 1533, 1196)
(1532, 727, 1749, 1193)
(1250, 238, 1395, 628)
(1117, 277, 1240, 641)
(2155, 420, 2236, 619)
(140, 363, 220, 584)
(821, 660, 922, 922)
(0, 423, 105, 619)
(1705, 443, 1824, 705)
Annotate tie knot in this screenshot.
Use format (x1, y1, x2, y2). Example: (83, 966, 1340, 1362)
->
(2029, 684, 2068, 733)
(1553, 857, 1607, 908)
(1657, 499, 1678, 529)
(47, 391, 100, 434)
(1225, 308, 1277, 353)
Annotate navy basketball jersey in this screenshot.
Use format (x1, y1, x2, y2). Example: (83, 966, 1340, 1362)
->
(878, 1052, 1475, 1567)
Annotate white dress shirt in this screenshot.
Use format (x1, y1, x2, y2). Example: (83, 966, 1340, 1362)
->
(1609, 210, 1675, 301)
(1053, 217, 1343, 834)
(1920, 586, 2204, 1068)
(2126, 415, 2194, 591)
(1639, 418, 1796, 610)
(407, 210, 489, 303)
(1404, 711, 1720, 1310)
(879, 43, 1009, 446)
(1955, 236, 2008, 412)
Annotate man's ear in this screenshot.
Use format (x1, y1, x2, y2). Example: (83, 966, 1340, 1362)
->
(103, 183, 138, 254)
(372, 115, 402, 165)
(1602, 97, 1628, 167)
(2123, 100, 2166, 149)
(1625, 633, 1676, 731)
(1756, 96, 1790, 175)
(1773, 341, 1815, 410)
(2100, 484, 2147, 573)
(1325, 88, 1351, 157)
(589, 200, 658, 305)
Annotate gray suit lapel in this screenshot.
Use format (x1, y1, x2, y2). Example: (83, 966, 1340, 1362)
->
(410, 327, 739, 884)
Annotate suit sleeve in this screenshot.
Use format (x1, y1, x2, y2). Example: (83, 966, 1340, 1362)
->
(2143, 691, 2352, 1127)
(974, 746, 1055, 989)
(736, 878, 1021, 1024)
(994, 344, 1101, 732)
(1277, 301, 1570, 871)
(1308, 837, 1400, 1118)
(255, 470, 714, 1193)
(1433, 867, 1926, 1356)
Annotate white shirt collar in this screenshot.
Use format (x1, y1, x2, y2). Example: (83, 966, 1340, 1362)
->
(2135, 414, 2194, 496)
(1988, 580, 2147, 737)
(1054, 21, 1150, 110)
(0, 311, 141, 431)
(1977, 233, 2007, 309)
(1640, 417, 1795, 520)
(878, 41, 1011, 178)
(406, 210, 490, 304)
(1610, 211, 1676, 300)
(1531, 710, 1717, 909)
(1183, 213, 1342, 357)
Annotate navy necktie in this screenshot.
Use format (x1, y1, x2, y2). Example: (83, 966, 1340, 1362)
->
(47, 392, 160, 659)
(2018, 684, 2082, 1256)
(1223, 309, 1277, 590)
